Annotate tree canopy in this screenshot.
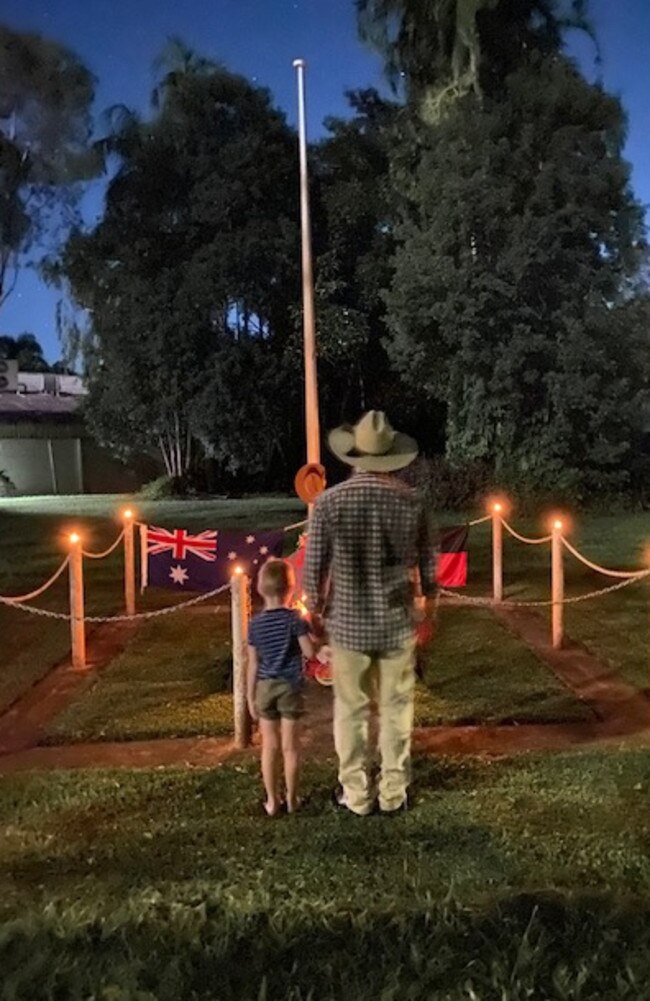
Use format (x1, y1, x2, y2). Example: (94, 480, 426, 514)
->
(373, 5, 648, 499)
(0, 332, 49, 372)
(0, 24, 98, 311)
(54, 58, 300, 483)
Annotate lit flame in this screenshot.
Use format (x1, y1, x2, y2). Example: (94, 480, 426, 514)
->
(69, 532, 80, 545)
(553, 519, 563, 531)
(493, 502, 502, 513)
(123, 508, 134, 520)
(233, 565, 243, 575)
(295, 595, 309, 619)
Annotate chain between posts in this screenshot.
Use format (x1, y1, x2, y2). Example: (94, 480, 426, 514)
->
(440, 570, 650, 608)
(0, 582, 232, 622)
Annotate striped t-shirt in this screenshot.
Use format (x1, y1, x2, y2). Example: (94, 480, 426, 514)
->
(248, 608, 309, 683)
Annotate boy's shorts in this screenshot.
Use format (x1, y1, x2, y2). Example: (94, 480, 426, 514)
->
(256, 679, 305, 721)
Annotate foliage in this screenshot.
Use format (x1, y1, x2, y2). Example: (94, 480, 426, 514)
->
(138, 475, 184, 500)
(52, 54, 299, 485)
(193, 335, 292, 481)
(357, 0, 597, 116)
(309, 90, 396, 422)
(308, 89, 444, 449)
(0, 24, 98, 309)
(0, 332, 50, 371)
(400, 454, 495, 510)
(385, 56, 649, 500)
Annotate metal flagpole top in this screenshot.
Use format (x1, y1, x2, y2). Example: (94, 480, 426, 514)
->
(292, 58, 306, 69)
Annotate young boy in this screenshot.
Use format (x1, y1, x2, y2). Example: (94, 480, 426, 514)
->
(247, 558, 314, 816)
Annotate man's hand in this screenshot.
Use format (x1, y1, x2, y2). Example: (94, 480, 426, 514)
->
(416, 619, 434, 647)
(247, 695, 258, 723)
(414, 596, 436, 646)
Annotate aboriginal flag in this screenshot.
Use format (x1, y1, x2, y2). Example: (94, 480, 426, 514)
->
(436, 526, 468, 587)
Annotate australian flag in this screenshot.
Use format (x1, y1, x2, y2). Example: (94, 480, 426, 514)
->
(145, 526, 284, 592)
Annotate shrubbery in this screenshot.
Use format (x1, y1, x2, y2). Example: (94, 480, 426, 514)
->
(400, 456, 495, 512)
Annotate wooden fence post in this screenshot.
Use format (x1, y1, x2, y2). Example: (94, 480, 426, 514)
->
(231, 568, 252, 749)
(68, 533, 86, 669)
(551, 519, 564, 650)
(492, 504, 503, 604)
(123, 509, 136, 616)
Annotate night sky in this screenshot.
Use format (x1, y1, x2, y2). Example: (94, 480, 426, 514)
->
(2, 0, 649, 361)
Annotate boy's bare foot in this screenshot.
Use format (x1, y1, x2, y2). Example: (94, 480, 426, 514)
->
(286, 798, 302, 814)
(263, 799, 282, 817)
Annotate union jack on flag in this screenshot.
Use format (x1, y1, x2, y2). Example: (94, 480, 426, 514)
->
(146, 527, 218, 562)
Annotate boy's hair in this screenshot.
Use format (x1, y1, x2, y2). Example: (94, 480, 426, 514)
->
(257, 558, 295, 601)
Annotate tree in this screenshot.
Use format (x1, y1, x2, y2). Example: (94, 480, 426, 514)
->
(385, 55, 648, 498)
(357, 0, 596, 117)
(0, 25, 98, 309)
(52, 54, 300, 483)
(308, 89, 444, 448)
(151, 35, 220, 108)
(0, 332, 50, 371)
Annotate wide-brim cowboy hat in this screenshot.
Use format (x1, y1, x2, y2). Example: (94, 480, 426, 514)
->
(328, 410, 418, 472)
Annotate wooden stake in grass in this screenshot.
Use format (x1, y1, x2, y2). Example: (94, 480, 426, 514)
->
(123, 509, 136, 617)
(492, 503, 503, 604)
(551, 519, 564, 650)
(231, 567, 251, 749)
(68, 532, 86, 670)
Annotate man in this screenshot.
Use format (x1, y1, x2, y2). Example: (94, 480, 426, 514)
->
(303, 410, 437, 816)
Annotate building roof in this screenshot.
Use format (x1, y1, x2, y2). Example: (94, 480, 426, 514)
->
(0, 392, 82, 424)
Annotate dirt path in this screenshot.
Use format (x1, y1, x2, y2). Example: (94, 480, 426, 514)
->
(1, 600, 649, 775)
(0, 619, 140, 756)
(493, 604, 650, 729)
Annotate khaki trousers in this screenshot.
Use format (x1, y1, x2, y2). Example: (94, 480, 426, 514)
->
(331, 640, 416, 815)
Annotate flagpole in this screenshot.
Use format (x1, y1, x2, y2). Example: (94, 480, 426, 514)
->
(293, 58, 321, 469)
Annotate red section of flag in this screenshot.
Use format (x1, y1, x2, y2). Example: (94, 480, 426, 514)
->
(287, 533, 307, 594)
(436, 551, 467, 587)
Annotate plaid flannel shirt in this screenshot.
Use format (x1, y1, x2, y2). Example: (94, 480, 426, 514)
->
(303, 472, 437, 651)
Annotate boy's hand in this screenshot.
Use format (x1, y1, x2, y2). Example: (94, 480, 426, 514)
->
(247, 696, 258, 723)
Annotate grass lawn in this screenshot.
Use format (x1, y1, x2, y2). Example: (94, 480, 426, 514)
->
(1, 748, 650, 999)
(415, 605, 592, 725)
(43, 601, 590, 745)
(0, 495, 304, 713)
(43, 610, 235, 743)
